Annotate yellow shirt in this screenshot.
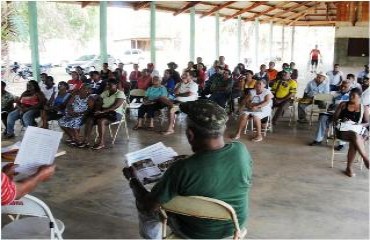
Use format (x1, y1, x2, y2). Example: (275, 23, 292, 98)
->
(244, 79, 256, 89)
(271, 79, 297, 99)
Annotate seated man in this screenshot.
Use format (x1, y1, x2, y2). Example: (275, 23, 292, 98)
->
(161, 71, 198, 135)
(271, 69, 297, 125)
(123, 99, 253, 239)
(86, 71, 107, 95)
(208, 69, 233, 108)
(297, 71, 330, 123)
(309, 80, 351, 147)
(1, 81, 15, 135)
(357, 64, 369, 85)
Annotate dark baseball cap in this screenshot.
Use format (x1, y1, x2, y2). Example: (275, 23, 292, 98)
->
(179, 99, 228, 130)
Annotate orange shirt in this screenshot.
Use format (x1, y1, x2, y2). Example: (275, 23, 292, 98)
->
(267, 69, 278, 82)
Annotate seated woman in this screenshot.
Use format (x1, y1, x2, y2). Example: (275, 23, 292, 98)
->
(134, 76, 168, 130)
(333, 88, 369, 177)
(58, 84, 91, 145)
(41, 81, 71, 129)
(80, 78, 126, 149)
(162, 69, 176, 99)
(67, 71, 83, 93)
(231, 79, 273, 142)
(4, 80, 45, 139)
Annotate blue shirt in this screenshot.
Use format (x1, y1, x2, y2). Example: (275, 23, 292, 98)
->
(207, 67, 217, 79)
(145, 86, 168, 101)
(304, 79, 330, 97)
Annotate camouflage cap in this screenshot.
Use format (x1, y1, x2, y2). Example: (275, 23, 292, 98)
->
(179, 99, 228, 130)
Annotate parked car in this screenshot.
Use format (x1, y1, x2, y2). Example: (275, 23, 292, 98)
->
(120, 49, 145, 64)
(65, 54, 118, 74)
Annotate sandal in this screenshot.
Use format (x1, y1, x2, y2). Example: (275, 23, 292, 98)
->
(146, 126, 155, 131)
(161, 130, 175, 135)
(92, 144, 106, 150)
(230, 134, 240, 140)
(252, 137, 263, 142)
(77, 142, 90, 148)
(133, 125, 144, 130)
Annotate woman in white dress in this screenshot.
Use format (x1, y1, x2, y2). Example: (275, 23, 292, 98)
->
(231, 79, 273, 142)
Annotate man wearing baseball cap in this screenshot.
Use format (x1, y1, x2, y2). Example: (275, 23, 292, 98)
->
(123, 99, 253, 239)
(297, 71, 330, 123)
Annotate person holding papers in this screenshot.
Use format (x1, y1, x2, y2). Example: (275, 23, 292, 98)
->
(123, 99, 253, 239)
(231, 79, 273, 142)
(4, 80, 45, 139)
(58, 84, 91, 146)
(333, 88, 369, 177)
(1, 163, 55, 205)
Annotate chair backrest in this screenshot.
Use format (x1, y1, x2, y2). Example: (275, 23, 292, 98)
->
(313, 93, 333, 102)
(129, 89, 146, 97)
(161, 196, 241, 238)
(2, 194, 63, 239)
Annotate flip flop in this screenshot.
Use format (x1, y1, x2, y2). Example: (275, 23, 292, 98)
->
(252, 137, 263, 142)
(133, 126, 144, 130)
(161, 130, 175, 135)
(146, 126, 155, 131)
(92, 145, 106, 150)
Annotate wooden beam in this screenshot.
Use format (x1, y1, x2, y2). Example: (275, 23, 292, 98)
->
(224, 2, 266, 21)
(81, 1, 91, 8)
(264, 1, 311, 22)
(200, 1, 236, 18)
(173, 1, 201, 16)
(134, 1, 150, 11)
(244, 2, 290, 21)
(275, 2, 322, 24)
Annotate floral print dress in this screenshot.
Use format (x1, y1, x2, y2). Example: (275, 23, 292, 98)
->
(58, 95, 88, 129)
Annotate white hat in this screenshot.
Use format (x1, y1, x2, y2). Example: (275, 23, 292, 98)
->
(316, 71, 327, 79)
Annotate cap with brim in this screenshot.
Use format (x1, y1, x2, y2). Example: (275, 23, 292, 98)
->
(179, 100, 228, 130)
(316, 71, 327, 78)
(283, 67, 292, 73)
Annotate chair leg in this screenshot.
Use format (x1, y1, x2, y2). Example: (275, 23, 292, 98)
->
(111, 122, 122, 145)
(330, 138, 336, 168)
(124, 118, 129, 140)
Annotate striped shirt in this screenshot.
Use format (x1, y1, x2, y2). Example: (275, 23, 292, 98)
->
(1, 173, 16, 205)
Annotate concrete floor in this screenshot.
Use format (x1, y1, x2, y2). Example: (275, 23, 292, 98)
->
(1, 112, 369, 239)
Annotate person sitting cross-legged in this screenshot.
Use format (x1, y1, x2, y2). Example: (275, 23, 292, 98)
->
(134, 76, 168, 130)
(309, 80, 351, 147)
(123, 99, 253, 239)
(41, 81, 71, 129)
(4, 80, 45, 139)
(231, 79, 273, 142)
(333, 88, 369, 177)
(80, 78, 126, 149)
(271, 68, 297, 125)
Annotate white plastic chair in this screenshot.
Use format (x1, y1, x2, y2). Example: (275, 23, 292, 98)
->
(309, 93, 333, 126)
(1, 194, 64, 240)
(128, 89, 145, 117)
(160, 196, 247, 239)
(244, 115, 273, 137)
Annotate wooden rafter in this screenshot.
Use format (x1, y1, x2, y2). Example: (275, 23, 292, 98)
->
(244, 2, 291, 21)
(263, 1, 311, 21)
(200, 1, 236, 18)
(173, 1, 201, 16)
(224, 2, 266, 21)
(279, 2, 322, 24)
(81, 1, 90, 8)
(134, 1, 150, 11)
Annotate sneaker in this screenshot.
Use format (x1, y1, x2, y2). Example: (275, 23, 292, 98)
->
(309, 141, 322, 146)
(3, 133, 15, 139)
(334, 144, 344, 151)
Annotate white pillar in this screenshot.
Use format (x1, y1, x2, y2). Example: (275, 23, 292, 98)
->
(269, 21, 273, 61)
(291, 26, 295, 62)
(237, 16, 241, 63)
(254, 19, 259, 69)
(281, 25, 285, 60)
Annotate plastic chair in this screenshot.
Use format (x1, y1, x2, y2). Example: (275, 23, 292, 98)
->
(160, 196, 247, 239)
(309, 93, 333, 126)
(1, 194, 64, 240)
(243, 115, 273, 137)
(95, 104, 129, 144)
(128, 89, 146, 117)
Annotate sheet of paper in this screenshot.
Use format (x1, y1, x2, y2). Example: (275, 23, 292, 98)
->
(14, 126, 63, 178)
(1, 141, 21, 153)
(125, 142, 178, 165)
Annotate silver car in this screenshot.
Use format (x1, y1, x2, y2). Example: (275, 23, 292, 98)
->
(65, 54, 118, 74)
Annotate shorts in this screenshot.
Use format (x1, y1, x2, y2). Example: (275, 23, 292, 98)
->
(311, 59, 318, 66)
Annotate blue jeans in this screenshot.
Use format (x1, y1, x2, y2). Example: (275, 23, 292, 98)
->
(6, 109, 40, 135)
(314, 112, 345, 145)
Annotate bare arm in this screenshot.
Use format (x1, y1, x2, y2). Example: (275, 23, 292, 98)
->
(101, 98, 125, 113)
(254, 93, 273, 109)
(361, 106, 369, 127)
(333, 102, 345, 123)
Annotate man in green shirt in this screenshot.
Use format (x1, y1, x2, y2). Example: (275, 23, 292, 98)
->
(123, 99, 253, 239)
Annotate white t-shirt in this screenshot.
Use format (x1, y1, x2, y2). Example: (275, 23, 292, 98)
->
(150, 69, 160, 78)
(249, 89, 273, 110)
(175, 81, 198, 102)
(326, 71, 343, 85)
(361, 87, 370, 106)
(42, 86, 57, 101)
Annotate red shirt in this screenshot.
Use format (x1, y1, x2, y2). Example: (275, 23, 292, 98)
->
(310, 49, 321, 60)
(197, 69, 206, 89)
(137, 76, 152, 90)
(129, 70, 142, 82)
(1, 173, 16, 205)
(67, 79, 83, 91)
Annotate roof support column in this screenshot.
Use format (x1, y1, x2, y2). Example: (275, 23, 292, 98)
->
(150, 1, 156, 64)
(291, 26, 295, 62)
(254, 18, 259, 69)
(237, 15, 241, 63)
(28, 1, 40, 81)
(269, 21, 273, 61)
(190, 6, 195, 62)
(100, 1, 108, 64)
(215, 11, 220, 59)
(281, 25, 285, 60)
